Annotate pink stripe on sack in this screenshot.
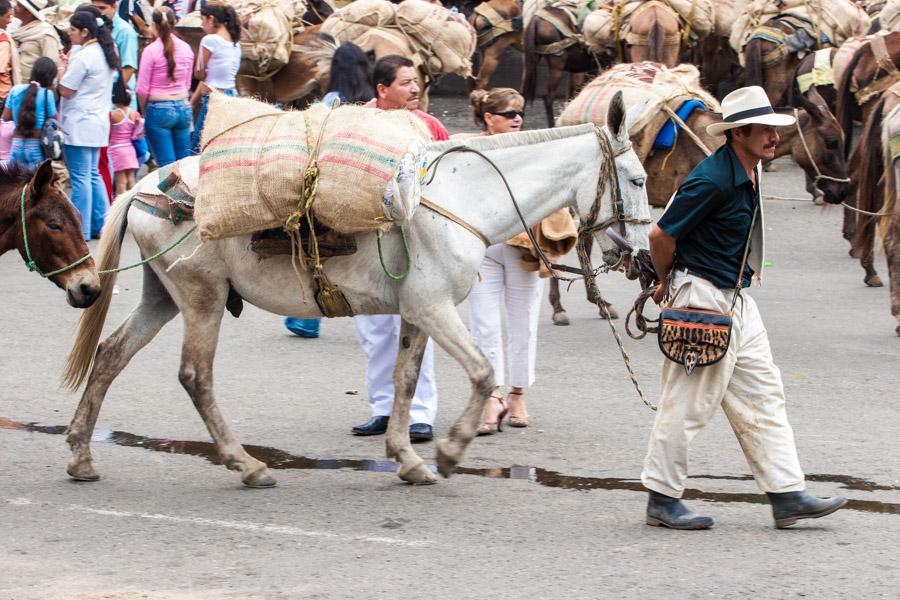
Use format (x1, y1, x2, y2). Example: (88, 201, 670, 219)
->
(318, 155, 393, 180)
(329, 132, 407, 155)
(211, 135, 305, 146)
(201, 154, 304, 174)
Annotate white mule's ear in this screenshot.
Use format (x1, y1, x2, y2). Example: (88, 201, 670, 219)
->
(607, 91, 628, 143)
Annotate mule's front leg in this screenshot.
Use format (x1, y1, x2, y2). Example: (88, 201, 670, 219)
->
(179, 305, 275, 488)
(548, 277, 570, 325)
(412, 303, 494, 478)
(385, 319, 436, 485)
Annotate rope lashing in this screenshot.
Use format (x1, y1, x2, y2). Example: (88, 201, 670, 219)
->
(792, 108, 852, 186)
(376, 226, 412, 280)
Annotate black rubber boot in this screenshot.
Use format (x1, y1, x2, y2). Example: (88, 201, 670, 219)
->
(766, 491, 847, 528)
(645, 490, 714, 530)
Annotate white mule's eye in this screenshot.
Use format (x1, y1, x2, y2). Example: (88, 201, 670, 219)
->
(631, 177, 646, 188)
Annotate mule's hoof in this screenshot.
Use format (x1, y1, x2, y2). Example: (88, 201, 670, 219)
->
(242, 468, 277, 488)
(764, 162, 777, 172)
(599, 304, 619, 320)
(67, 461, 100, 482)
(552, 311, 570, 326)
(865, 275, 884, 288)
(435, 439, 460, 479)
(813, 196, 825, 206)
(398, 462, 437, 486)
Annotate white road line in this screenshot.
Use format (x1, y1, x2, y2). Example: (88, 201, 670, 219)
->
(2, 498, 431, 548)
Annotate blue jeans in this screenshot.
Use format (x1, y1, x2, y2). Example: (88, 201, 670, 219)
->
(192, 89, 237, 154)
(145, 99, 192, 167)
(63, 144, 108, 240)
(9, 138, 44, 171)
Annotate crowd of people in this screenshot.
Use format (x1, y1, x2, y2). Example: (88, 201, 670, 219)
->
(0, 0, 240, 240)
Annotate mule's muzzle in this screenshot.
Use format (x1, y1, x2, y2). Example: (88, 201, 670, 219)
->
(66, 274, 101, 308)
(821, 179, 850, 205)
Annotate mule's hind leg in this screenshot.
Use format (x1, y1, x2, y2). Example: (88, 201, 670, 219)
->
(67, 267, 179, 481)
(385, 319, 436, 485)
(886, 220, 900, 335)
(178, 300, 275, 488)
(409, 303, 494, 478)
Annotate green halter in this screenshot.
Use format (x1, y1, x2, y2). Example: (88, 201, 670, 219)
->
(20, 188, 92, 278)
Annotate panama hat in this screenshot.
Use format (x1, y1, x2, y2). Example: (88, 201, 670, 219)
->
(18, 0, 49, 21)
(706, 86, 796, 136)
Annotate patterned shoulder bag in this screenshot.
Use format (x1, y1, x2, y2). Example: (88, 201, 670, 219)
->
(658, 201, 759, 376)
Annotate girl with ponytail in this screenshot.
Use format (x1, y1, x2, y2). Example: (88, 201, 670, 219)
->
(57, 5, 118, 240)
(2, 56, 56, 170)
(136, 6, 195, 166)
(190, 0, 242, 153)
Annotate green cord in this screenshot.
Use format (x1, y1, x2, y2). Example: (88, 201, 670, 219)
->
(376, 226, 412, 281)
(98, 225, 198, 276)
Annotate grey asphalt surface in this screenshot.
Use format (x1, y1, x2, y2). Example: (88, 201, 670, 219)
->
(2, 96, 899, 599)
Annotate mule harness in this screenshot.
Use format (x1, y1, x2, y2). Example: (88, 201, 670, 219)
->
(19, 188, 91, 278)
(422, 126, 656, 411)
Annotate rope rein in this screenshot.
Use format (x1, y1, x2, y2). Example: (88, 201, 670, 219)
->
(20, 189, 91, 278)
(793, 108, 851, 186)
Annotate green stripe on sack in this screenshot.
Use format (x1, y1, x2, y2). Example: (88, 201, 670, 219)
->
(203, 143, 309, 161)
(320, 141, 400, 168)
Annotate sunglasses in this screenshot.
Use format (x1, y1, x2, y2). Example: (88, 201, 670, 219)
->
(490, 110, 525, 120)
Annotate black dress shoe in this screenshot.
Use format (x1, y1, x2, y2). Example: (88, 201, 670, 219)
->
(352, 415, 389, 436)
(766, 491, 847, 528)
(409, 423, 433, 442)
(646, 490, 714, 530)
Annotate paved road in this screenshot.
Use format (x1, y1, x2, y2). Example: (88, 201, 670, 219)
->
(1, 101, 899, 599)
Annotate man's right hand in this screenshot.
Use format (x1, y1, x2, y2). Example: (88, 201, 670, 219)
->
(652, 283, 667, 306)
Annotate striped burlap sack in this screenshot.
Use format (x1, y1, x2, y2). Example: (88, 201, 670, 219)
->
(195, 93, 430, 241)
(557, 61, 719, 160)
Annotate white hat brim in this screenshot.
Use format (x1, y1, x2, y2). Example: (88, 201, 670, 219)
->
(20, 1, 47, 22)
(706, 112, 796, 136)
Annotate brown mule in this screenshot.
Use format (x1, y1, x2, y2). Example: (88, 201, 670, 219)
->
(469, 0, 523, 90)
(624, 0, 681, 67)
(0, 161, 100, 308)
(740, 16, 804, 107)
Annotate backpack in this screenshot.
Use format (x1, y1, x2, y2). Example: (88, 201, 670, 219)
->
(40, 90, 63, 161)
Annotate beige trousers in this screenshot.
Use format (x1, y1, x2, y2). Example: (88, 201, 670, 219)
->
(641, 272, 806, 498)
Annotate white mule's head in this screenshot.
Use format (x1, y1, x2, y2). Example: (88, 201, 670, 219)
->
(590, 91, 652, 280)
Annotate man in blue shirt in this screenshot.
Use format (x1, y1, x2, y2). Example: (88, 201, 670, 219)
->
(641, 86, 847, 530)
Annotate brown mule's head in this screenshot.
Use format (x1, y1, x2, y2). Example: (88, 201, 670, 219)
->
(792, 88, 851, 204)
(16, 161, 100, 308)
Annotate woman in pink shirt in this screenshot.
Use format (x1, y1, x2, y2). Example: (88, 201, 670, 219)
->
(136, 6, 194, 166)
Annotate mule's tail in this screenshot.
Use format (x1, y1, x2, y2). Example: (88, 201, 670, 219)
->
(851, 96, 886, 258)
(740, 38, 765, 90)
(63, 195, 133, 391)
(522, 17, 539, 106)
(647, 14, 665, 63)
(836, 44, 866, 159)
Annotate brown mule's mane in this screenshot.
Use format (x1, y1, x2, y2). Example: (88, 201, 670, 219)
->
(0, 163, 33, 219)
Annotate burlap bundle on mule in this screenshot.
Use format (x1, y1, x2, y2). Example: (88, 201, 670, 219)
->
(882, 0, 900, 32)
(321, 0, 476, 77)
(195, 93, 430, 241)
(178, 0, 295, 78)
(729, 0, 870, 57)
(582, 0, 714, 54)
(557, 61, 719, 160)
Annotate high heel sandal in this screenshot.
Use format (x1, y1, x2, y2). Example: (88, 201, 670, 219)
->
(476, 393, 508, 436)
(506, 391, 529, 428)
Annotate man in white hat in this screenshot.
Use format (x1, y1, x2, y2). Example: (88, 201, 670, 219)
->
(11, 0, 61, 82)
(640, 86, 847, 530)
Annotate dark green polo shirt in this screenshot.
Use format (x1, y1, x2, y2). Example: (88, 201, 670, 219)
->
(657, 143, 759, 289)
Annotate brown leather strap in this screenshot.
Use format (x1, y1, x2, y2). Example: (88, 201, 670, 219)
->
(420, 198, 490, 247)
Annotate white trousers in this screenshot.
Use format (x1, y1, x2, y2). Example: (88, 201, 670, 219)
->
(467, 243, 546, 388)
(641, 272, 806, 498)
(353, 314, 438, 425)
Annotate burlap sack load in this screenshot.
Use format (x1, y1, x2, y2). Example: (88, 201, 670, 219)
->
(557, 61, 719, 160)
(582, 0, 714, 55)
(195, 93, 431, 240)
(882, 0, 900, 32)
(177, 0, 295, 78)
(729, 0, 870, 57)
(321, 0, 476, 77)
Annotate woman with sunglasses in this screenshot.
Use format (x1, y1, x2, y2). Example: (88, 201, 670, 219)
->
(467, 88, 577, 435)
